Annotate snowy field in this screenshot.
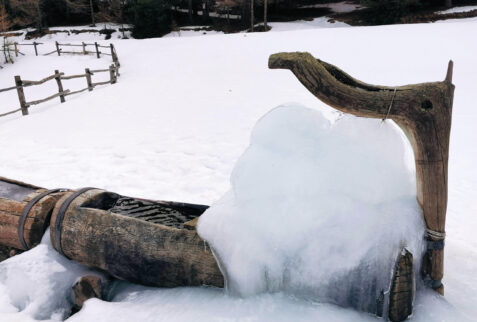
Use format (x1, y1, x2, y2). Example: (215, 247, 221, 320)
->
(1, 17, 477, 322)
(438, 5, 477, 14)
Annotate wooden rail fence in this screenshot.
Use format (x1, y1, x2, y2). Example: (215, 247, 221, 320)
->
(0, 42, 121, 118)
(2, 40, 119, 66)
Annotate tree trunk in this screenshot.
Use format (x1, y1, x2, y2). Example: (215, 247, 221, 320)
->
(36, 0, 43, 32)
(264, 0, 268, 30)
(188, 0, 193, 23)
(445, 0, 452, 8)
(204, 0, 210, 21)
(269, 52, 454, 295)
(250, 0, 254, 31)
(90, 0, 95, 26)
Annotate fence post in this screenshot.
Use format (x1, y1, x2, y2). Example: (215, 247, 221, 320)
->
(55, 41, 61, 56)
(110, 43, 115, 62)
(33, 42, 38, 56)
(82, 42, 86, 55)
(114, 62, 120, 77)
(14, 76, 28, 116)
(54, 70, 66, 103)
(110, 44, 120, 67)
(94, 42, 100, 59)
(109, 64, 117, 84)
(14, 42, 18, 57)
(85, 68, 93, 91)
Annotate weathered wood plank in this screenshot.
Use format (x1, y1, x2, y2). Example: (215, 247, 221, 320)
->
(389, 250, 414, 322)
(23, 72, 64, 86)
(61, 74, 89, 80)
(26, 90, 71, 106)
(0, 108, 22, 117)
(0, 184, 68, 249)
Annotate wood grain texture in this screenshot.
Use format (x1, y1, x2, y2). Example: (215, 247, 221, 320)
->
(50, 190, 224, 288)
(0, 188, 67, 249)
(269, 52, 454, 293)
(389, 249, 414, 322)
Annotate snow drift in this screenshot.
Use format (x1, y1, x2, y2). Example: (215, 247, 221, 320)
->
(0, 231, 105, 321)
(198, 104, 425, 311)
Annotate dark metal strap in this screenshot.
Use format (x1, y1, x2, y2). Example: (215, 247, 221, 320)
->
(427, 239, 445, 250)
(423, 276, 443, 289)
(53, 187, 96, 257)
(18, 188, 67, 250)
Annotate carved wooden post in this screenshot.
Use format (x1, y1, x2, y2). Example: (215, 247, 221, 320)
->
(269, 52, 454, 295)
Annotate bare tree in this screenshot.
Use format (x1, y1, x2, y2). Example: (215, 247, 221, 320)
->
(9, 0, 43, 30)
(65, 0, 95, 26)
(0, 3, 16, 64)
(263, 0, 267, 30)
(0, 3, 14, 32)
(250, 0, 253, 31)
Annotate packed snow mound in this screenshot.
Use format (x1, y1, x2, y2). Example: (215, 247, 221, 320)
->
(0, 231, 104, 321)
(198, 104, 425, 305)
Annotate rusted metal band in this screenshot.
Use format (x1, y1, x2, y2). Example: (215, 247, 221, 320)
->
(427, 239, 445, 250)
(18, 188, 66, 250)
(54, 187, 96, 257)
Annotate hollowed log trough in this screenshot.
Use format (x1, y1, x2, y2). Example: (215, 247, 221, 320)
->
(48, 187, 413, 321)
(0, 178, 414, 321)
(49, 188, 224, 288)
(0, 176, 68, 254)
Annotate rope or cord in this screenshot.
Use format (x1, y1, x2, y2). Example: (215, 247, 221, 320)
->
(382, 88, 397, 121)
(426, 228, 446, 241)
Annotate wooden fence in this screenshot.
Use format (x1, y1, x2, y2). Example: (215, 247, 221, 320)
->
(0, 42, 121, 118)
(2, 41, 120, 66)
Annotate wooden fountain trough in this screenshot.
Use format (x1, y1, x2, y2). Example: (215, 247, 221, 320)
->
(0, 176, 68, 257)
(49, 188, 224, 288)
(0, 177, 414, 321)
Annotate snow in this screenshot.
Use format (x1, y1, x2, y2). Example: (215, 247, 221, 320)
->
(198, 104, 425, 310)
(0, 17, 476, 322)
(299, 1, 362, 13)
(1, 23, 131, 43)
(437, 5, 477, 14)
(268, 17, 349, 31)
(0, 231, 105, 321)
(164, 16, 348, 37)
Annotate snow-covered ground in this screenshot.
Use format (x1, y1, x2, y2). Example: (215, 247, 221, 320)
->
(298, 1, 362, 13)
(1, 23, 131, 43)
(165, 16, 348, 38)
(0, 17, 477, 322)
(437, 5, 477, 14)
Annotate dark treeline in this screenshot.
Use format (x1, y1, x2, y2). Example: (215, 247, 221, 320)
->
(0, 0, 470, 39)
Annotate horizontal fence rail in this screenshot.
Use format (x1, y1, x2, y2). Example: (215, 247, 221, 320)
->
(0, 42, 120, 118)
(1, 40, 119, 67)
